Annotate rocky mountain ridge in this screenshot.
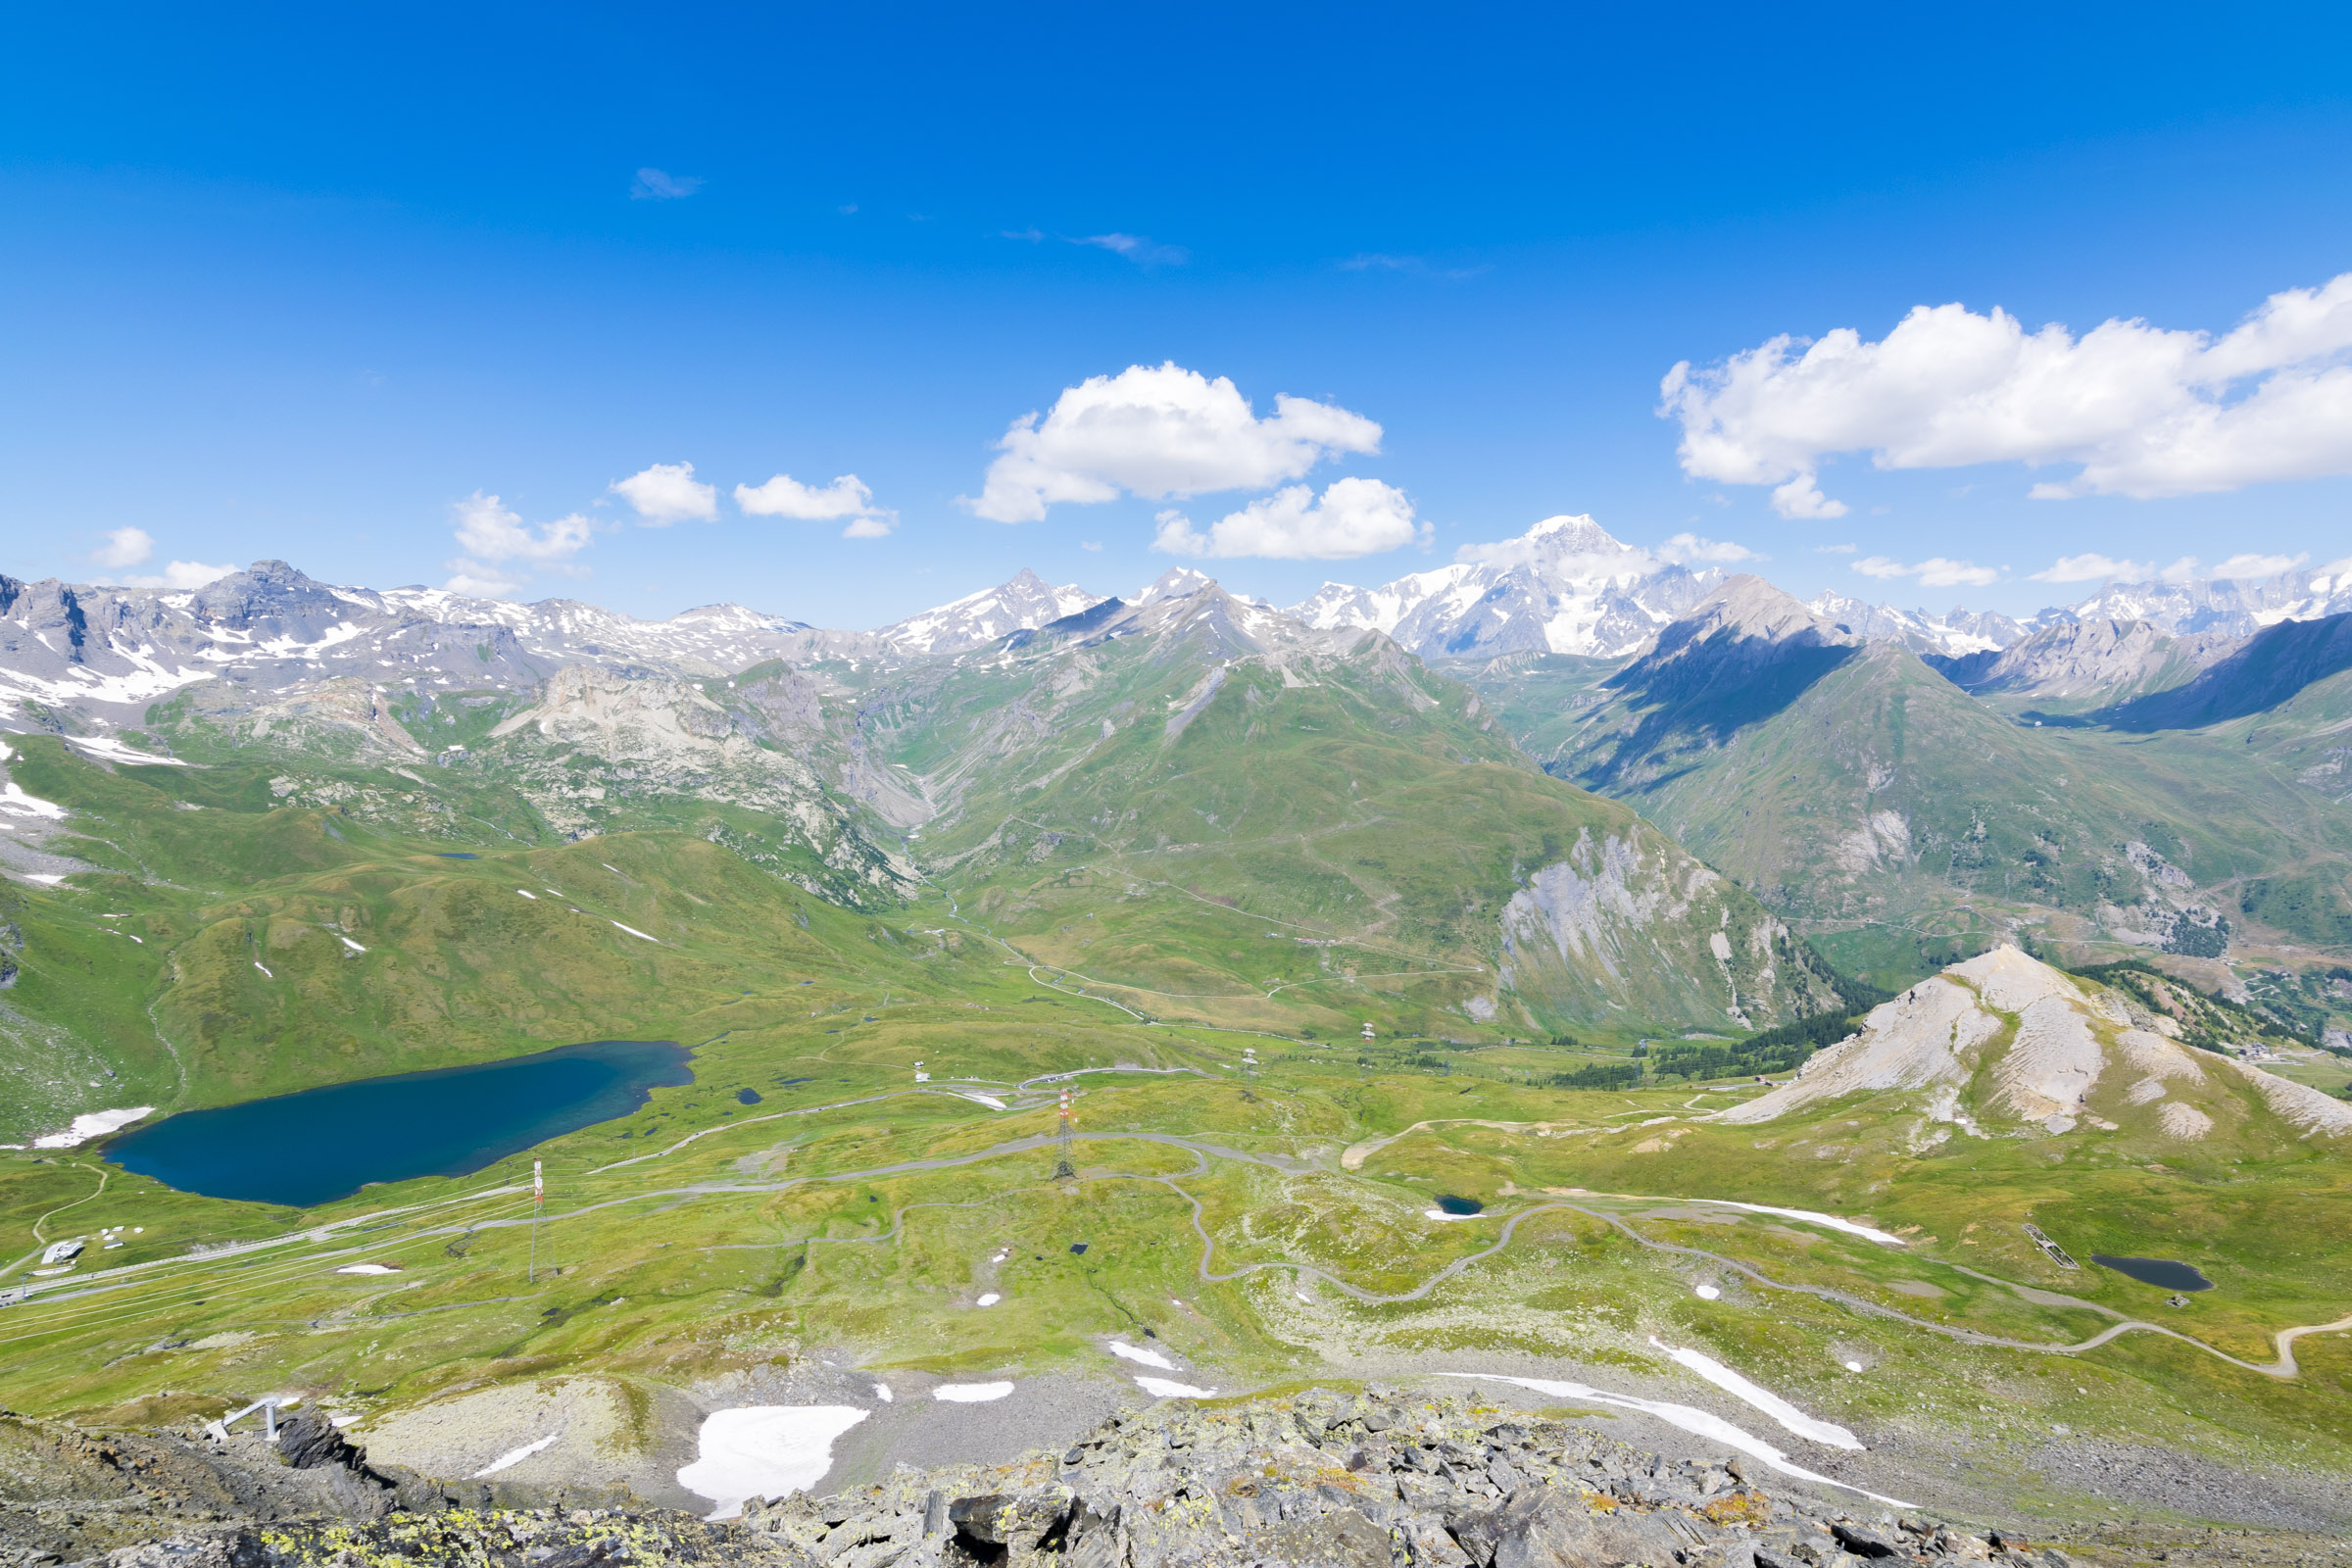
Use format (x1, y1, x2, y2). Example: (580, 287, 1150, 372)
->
(0, 1391, 2116, 1568)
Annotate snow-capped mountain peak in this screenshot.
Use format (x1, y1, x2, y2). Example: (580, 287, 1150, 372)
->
(1283, 514, 1722, 660)
(1130, 567, 1217, 608)
(875, 569, 1104, 655)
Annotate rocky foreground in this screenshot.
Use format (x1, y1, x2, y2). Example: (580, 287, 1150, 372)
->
(4, 1391, 2338, 1568)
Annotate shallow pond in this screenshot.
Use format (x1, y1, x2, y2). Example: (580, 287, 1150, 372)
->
(105, 1041, 693, 1206)
(1434, 1195, 1485, 1215)
(2089, 1254, 2214, 1292)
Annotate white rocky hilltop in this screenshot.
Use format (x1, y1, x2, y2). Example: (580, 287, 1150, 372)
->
(1724, 946, 2352, 1142)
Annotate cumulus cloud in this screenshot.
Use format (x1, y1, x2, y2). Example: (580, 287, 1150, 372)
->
(93, 527, 154, 568)
(1070, 233, 1187, 267)
(2210, 551, 2308, 579)
(735, 472, 876, 519)
(1654, 531, 1762, 564)
(1151, 478, 1423, 561)
(631, 168, 703, 200)
(1770, 473, 1848, 519)
(444, 491, 594, 597)
(612, 462, 718, 525)
(966, 363, 1382, 523)
(734, 472, 895, 538)
(1660, 270, 2352, 512)
(2032, 553, 2154, 583)
(110, 560, 238, 591)
(1851, 555, 2000, 589)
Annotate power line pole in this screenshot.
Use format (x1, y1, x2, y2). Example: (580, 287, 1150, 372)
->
(529, 1160, 543, 1283)
(1053, 1088, 1076, 1181)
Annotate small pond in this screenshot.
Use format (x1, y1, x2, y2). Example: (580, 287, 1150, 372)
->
(1434, 1195, 1485, 1215)
(104, 1041, 693, 1206)
(2090, 1254, 2214, 1292)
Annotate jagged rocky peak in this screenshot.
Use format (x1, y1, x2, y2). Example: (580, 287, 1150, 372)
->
(1679, 574, 1852, 646)
(1934, 615, 2238, 700)
(876, 568, 1103, 654)
(1804, 591, 2031, 657)
(1621, 575, 1853, 682)
(182, 559, 361, 629)
(1130, 565, 1217, 607)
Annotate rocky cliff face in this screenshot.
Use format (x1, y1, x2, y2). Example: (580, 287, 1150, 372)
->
(10, 1391, 2081, 1568)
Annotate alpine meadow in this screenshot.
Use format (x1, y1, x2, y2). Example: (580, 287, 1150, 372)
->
(7, 10, 2352, 1563)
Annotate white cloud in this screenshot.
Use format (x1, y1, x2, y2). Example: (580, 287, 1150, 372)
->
(733, 471, 895, 537)
(1079, 540, 1103, 551)
(1151, 478, 1423, 561)
(442, 567, 524, 597)
(965, 363, 1383, 523)
(1654, 531, 1762, 564)
(631, 168, 703, 200)
(112, 561, 238, 591)
(1661, 270, 2352, 512)
(2210, 551, 2308, 579)
(93, 527, 154, 568)
(1770, 472, 1848, 519)
(2032, 553, 2154, 583)
(1070, 233, 1187, 267)
(612, 462, 719, 525)
(1815, 543, 1857, 554)
(734, 472, 877, 519)
(1852, 555, 2000, 588)
(445, 491, 594, 597)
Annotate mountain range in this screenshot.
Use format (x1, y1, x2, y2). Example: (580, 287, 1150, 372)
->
(4, 514, 2350, 1143)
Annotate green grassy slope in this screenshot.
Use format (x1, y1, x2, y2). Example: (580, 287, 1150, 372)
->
(865, 601, 1841, 1037)
(0, 965, 2342, 1527)
(1468, 638, 2352, 997)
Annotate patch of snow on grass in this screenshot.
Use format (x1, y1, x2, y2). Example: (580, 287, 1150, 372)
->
(471, 1433, 559, 1478)
(871, 1384, 892, 1402)
(62, 733, 189, 765)
(339, 936, 367, 953)
(1135, 1377, 1214, 1398)
(1106, 1342, 1176, 1370)
(1647, 1337, 1860, 1448)
(975, 1293, 1001, 1306)
(0, 781, 69, 820)
(254, 961, 273, 977)
(334, 1263, 403, 1275)
(933, 1383, 1013, 1403)
(677, 1406, 867, 1519)
(1693, 1284, 1721, 1299)
(1692, 1200, 1905, 1247)
(611, 920, 660, 942)
(32, 1106, 154, 1149)
(1446, 1375, 1911, 1507)
(516, 889, 537, 900)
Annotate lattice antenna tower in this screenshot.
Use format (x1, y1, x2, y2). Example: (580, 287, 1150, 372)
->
(1053, 1087, 1077, 1181)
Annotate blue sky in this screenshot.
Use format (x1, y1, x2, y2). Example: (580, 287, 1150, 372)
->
(4, 1, 2349, 624)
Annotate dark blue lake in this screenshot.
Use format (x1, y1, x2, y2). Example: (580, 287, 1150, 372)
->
(1435, 1195, 1485, 1215)
(2090, 1254, 2214, 1291)
(104, 1041, 693, 1207)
